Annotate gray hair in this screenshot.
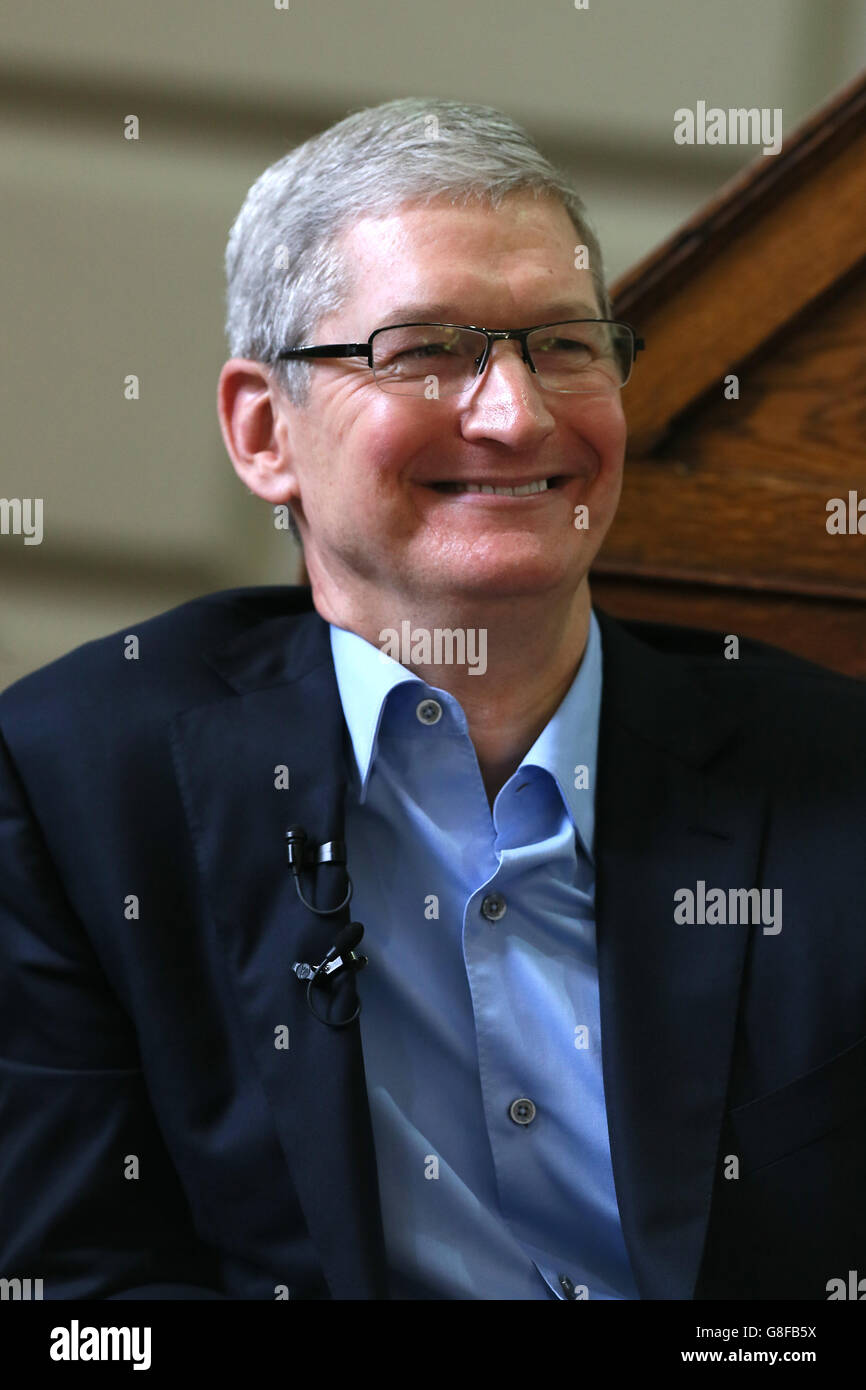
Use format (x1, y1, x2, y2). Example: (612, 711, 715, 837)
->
(224, 97, 611, 542)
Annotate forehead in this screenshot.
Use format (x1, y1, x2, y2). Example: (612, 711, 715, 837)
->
(325, 193, 601, 329)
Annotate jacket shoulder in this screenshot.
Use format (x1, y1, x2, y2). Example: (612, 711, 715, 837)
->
(0, 585, 316, 743)
(596, 608, 866, 761)
(601, 609, 865, 690)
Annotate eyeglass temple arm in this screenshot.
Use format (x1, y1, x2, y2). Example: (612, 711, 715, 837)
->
(618, 321, 645, 355)
(277, 344, 370, 360)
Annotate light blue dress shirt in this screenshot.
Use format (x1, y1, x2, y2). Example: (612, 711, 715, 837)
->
(329, 610, 639, 1300)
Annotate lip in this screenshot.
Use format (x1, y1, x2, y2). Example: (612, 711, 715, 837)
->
(419, 488, 556, 504)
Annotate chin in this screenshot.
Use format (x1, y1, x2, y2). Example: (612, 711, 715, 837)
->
(437, 553, 583, 600)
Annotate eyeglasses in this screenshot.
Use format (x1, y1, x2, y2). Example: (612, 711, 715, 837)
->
(276, 320, 645, 398)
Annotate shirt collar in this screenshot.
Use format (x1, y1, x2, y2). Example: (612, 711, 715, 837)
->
(514, 608, 601, 862)
(329, 610, 602, 861)
(329, 622, 422, 802)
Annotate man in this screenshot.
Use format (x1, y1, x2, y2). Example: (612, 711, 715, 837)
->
(1, 98, 864, 1301)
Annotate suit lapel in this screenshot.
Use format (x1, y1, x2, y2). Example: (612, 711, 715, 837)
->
(594, 611, 767, 1298)
(169, 603, 388, 1299)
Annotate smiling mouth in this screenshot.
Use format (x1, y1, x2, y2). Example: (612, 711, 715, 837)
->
(424, 476, 565, 496)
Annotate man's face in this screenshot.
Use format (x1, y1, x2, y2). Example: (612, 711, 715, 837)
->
(278, 193, 627, 610)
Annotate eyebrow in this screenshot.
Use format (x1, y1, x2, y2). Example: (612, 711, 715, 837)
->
(375, 301, 602, 328)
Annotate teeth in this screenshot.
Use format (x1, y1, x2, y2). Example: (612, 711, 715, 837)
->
(449, 478, 550, 495)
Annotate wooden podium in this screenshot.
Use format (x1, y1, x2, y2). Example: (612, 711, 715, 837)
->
(593, 72, 866, 678)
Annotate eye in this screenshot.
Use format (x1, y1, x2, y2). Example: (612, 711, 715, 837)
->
(394, 342, 449, 360)
(535, 335, 594, 356)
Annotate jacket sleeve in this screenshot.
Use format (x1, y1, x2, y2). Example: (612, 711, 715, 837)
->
(0, 729, 227, 1300)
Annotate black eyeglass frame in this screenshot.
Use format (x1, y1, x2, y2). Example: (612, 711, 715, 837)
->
(276, 319, 646, 390)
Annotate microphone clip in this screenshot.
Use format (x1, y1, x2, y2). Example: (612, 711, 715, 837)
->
(285, 825, 353, 915)
(292, 950, 367, 984)
(293, 922, 367, 1029)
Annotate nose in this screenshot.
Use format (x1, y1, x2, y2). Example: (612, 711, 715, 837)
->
(459, 339, 555, 449)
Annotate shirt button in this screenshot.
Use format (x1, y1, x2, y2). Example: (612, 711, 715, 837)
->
(559, 1274, 577, 1300)
(508, 1097, 536, 1125)
(481, 892, 507, 921)
(416, 698, 442, 725)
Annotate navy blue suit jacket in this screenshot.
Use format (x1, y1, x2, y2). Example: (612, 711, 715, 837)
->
(1, 585, 865, 1300)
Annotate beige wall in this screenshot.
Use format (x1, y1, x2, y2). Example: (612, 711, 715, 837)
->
(2, 0, 864, 686)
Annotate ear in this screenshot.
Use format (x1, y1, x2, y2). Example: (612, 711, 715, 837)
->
(216, 358, 300, 505)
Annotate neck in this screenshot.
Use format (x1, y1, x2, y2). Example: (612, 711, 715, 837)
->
(317, 577, 593, 807)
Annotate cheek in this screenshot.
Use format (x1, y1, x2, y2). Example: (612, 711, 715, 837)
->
(571, 396, 627, 463)
(353, 404, 453, 483)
